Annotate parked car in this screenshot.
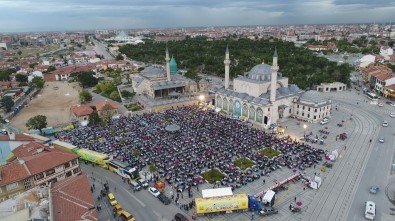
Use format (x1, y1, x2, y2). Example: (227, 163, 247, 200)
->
(174, 213, 189, 221)
(378, 137, 385, 143)
(378, 103, 384, 107)
(320, 118, 329, 125)
(390, 113, 395, 118)
(382, 121, 388, 127)
(148, 187, 161, 197)
(138, 179, 149, 188)
(158, 193, 171, 205)
(369, 185, 379, 194)
(259, 207, 278, 216)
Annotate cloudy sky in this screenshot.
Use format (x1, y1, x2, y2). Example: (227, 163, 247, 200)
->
(0, 0, 394, 32)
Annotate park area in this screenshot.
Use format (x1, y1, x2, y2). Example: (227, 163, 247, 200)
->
(10, 81, 81, 131)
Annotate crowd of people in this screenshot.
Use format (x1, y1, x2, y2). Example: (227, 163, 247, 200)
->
(56, 106, 324, 188)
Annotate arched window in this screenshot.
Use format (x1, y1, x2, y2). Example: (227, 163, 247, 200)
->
(217, 96, 222, 108)
(242, 104, 248, 117)
(256, 107, 263, 123)
(229, 99, 234, 113)
(249, 106, 256, 120)
(223, 98, 228, 111)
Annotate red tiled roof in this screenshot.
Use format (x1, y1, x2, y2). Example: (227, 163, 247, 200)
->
(375, 73, 395, 81)
(0, 161, 31, 186)
(71, 105, 94, 117)
(43, 73, 57, 82)
(96, 100, 117, 111)
(52, 173, 98, 221)
(0, 134, 35, 141)
(385, 84, 395, 91)
(23, 151, 78, 175)
(12, 141, 50, 158)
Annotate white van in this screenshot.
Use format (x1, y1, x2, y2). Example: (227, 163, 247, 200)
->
(365, 201, 376, 220)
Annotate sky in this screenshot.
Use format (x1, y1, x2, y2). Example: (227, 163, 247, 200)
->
(0, 0, 395, 32)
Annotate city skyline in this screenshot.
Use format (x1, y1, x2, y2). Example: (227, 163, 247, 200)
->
(1, 0, 395, 32)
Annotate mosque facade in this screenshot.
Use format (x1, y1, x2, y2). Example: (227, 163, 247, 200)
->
(214, 47, 332, 127)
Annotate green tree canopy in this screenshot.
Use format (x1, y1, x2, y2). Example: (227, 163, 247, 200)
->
(26, 115, 47, 132)
(116, 53, 124, 61)
(77, 71, 98, 88)
(31, 76, 45, 88)
(15, 74, 28, 82)
(79, 90, 92, 103)
(88, 111, 101, 126)
(1, 96, 14, 112)
(0, 69, 17, 81)
(46, 66, 56, 73)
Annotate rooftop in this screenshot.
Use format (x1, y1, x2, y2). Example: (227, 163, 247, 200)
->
(51, 173, 98, 221)
(23, 150, 78, 175)
(0, 161, 31, 186)
(71, 104, 94, 117)
(12, 141, 50, 159)
(95, 100, 118, 111)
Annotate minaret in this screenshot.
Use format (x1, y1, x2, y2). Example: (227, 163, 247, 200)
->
(224, 45, 230, 89)
(270, 48, 279, 103)
(165, 47, 171, 81)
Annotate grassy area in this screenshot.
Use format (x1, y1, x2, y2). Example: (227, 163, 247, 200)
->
(126, 103, 143, 111)
(201, 168, 225, 184)
(259, 147, 281, 159)
(234, 157, 255, 170)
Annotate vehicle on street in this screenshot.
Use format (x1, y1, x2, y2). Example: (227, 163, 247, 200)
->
(391, 103, 395, 107)
(378, 137, 385, 143)
(390, 113, 395, 118)
(366, 92, 378, 103)
(259, 207, 278, 216)
(108, 193, 118, 206)
(382, 121, 388, 127)
(114, 204, 123, 215)
(174, 213, 189, 221)
(130, 181, 142, 191)
(365, 201, 376, 220)
(120, 211, 136, 221)
(148, 187, 161, 197)
(320, 118, 329, 125)
(386, 101, 392, 105)
(158, 193, 171, 205)
(138, 179, 149, 188)
(369, 185, 379, 194)
(378, 103, 383, 107)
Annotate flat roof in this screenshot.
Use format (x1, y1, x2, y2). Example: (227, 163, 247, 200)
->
(52, 140, 77, 150)
(202, 187, 233, 198)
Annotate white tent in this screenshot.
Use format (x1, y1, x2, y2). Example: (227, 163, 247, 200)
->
(262, 190, 276, 204)
(202, 187, 233, 198)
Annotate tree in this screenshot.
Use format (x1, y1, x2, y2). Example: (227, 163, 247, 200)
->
(29, 63, 38, 68)
(31, 76, 45, 88)
(88, 111, 101, 125)
(77, 72, 98, 88)
(121, 90, 135, 98)
(46, 66, 56, 73)
(79, 90, 92, 103)
(15, 74, 28, 82)
(26, 115, 47, 132)
(116, 53, 124, 61)
(1, 96, 14, 112)
(148, 163, 157, 174)
(17, 51, 22, 56)
(133, 149, 140, 159)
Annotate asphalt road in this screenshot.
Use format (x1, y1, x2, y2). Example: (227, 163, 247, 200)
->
(90, 38, 114, 59)
(81, 163, 188, 221)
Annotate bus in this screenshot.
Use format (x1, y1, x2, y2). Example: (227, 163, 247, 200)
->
(366, 92, 378, 104)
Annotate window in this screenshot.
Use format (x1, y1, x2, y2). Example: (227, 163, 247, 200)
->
(308, 107, 310, 111)
(315, 109, 317, 113)
(6, 183, 19, 191)
(64, 162, 70, 169)
(73, 168, 80, 174)
(302, 113, 304, 117)
(308, 114, 310, 118)
(314, 116, 317, 119)
(35, 173, 44, 180)
(302, 106, 305, 110)
(297, 105, 299, 108)
(289, 108, 292, 114)
(23, 179, 32, 190)
(66, 171, 72, 177)
(71, 159, 78, 166)
(297, 111, 299, 115)
(46, 169, 55, 176)
(268, 108, 270, 112)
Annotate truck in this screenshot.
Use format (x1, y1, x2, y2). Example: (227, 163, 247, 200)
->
(73, 148, 110, 168)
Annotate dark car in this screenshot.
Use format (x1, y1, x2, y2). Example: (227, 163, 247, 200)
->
(259, 207, 278, 216)
(174, 213, 189, 221)
(158, 193, 171, 205)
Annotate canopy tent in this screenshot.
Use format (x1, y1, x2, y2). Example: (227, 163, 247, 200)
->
(165, 124, 181, 132)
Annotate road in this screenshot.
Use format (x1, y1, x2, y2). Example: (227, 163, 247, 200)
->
(81, 163, 185, 221)
(302, 89, 395, 221)
(90, 37, 114, 59)
(86, 89, 128, 114)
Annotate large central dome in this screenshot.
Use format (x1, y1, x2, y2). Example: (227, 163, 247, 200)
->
(246, 64, 273, 81)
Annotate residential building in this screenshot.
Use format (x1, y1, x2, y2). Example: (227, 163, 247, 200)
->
(0, 160, 32, 201)
(0, 134, 35, 163)
(96, 100, 118, 119)
(316, 82, 347, 92)
(371, 73, 395, 95)
(50, 173, 98, 221)
(71, 104, 94, 121)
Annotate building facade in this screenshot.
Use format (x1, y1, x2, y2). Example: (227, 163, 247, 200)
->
(215, 47, 331, 126)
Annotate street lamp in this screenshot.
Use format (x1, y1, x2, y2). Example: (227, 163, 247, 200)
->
(303, 124, 307, 137)
(199, 95, 205, 101)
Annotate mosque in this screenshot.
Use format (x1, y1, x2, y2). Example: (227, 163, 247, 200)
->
(214, 46, 332, 127)
(131, 48, 208, 109)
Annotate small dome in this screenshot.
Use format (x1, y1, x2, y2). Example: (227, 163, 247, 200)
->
(246, 64, 273, 81)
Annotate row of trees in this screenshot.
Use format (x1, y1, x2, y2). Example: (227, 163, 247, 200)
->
(119, 37, 354, 89)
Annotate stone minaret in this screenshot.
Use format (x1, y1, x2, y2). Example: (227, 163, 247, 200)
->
(165, 47, 171, 81)
(224, 45, 230, 89)
(270, 48, 279, 102)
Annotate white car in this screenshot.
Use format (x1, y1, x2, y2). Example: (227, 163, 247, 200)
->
(390, 113, 395, 118)
(378, 137, 385, 143)
(148, 187, 160, 197)
(391, 103, 395, 107)
(382, 121, 388, 127)
(378, 103, 384, 107)
(320, 118, 329, 125)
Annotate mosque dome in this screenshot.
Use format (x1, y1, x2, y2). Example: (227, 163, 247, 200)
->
(170, 56, 178, 74)
(246, 64, 273, 81)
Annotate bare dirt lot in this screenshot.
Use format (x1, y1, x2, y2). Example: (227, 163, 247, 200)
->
(11, 81, 81, 131)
